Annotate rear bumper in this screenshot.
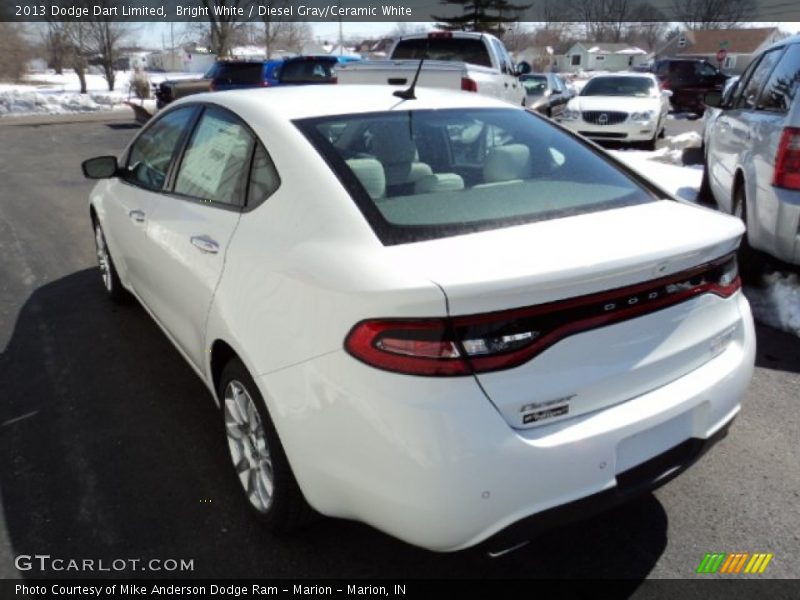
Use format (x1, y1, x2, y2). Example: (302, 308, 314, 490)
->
(483, 417, 733, 555)
(258, 293, 755, 552)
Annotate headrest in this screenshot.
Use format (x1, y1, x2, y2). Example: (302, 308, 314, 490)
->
(414, 173, 465, 194)
(483, 144, 531, 183)
(346, 158, 386, 199)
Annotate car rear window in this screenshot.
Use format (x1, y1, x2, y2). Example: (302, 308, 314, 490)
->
(391, 38, 492, 68)
(215, 63, 264, 83)
(279, 59, 335, 83)
(296, 108, 658, 245)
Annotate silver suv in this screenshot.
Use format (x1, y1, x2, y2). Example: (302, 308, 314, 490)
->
(702, 35, 800, 273)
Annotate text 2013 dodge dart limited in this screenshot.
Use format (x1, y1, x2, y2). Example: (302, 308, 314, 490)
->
(82, 86, 755, 552)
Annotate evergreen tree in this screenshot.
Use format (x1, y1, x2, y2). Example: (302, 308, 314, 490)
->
(432, 0, 532, 35)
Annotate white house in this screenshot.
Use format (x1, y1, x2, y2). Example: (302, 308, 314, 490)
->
(559, 43, 649, 73)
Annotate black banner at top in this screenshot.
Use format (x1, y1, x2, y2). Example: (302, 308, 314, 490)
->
(2, 0, 800, 22)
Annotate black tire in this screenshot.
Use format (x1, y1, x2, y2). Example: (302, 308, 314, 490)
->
(732, 185, 763, 284)
(640, 134, 657, 151)
(219, 358, 314, 532)
(93, 221, 128, 304)
(698, 152, 713, 204)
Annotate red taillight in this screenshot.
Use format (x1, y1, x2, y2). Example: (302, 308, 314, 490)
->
(209, 82, 217, 91)
(660, 78, 670, 90)
(344, 254, 740, 377)
(259, 81, 271, 87)
(428, 31, 453, 39)
(773, 127, 800, 190)
(461, 77, 478, 92)
(345, 319, 469, 376)
(330, 76, 338, 84)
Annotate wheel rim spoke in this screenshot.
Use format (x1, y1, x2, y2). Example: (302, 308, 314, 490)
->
(223, 379, 273, 513)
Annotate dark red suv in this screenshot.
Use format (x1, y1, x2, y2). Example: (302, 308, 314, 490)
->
(653, 58, 730, 115)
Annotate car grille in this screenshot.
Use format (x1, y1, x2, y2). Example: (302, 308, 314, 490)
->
(582, 111, 628, 125)
(579, 131, 628, 139)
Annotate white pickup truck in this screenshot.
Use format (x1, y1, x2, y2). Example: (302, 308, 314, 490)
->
(336, 31, 530, 106)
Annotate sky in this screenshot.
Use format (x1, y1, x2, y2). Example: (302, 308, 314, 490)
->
(140, 21, 402, 49)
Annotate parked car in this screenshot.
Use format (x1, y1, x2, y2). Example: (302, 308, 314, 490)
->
(702, 35, 800, 273)
(276, 55, 360, 85)
(653, 58, 730, 115)
(520, 73, 573, 117)
(154, 64, 217, 109)
(209, 59, 285, 91)
(336, 31, 529, 105)
(82, 85, 754, 554)
(558, 73, 670, 150)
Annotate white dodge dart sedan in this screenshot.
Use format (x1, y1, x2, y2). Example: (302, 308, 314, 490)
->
(558, 73, 671, 150)
(83, 85, 754, 553)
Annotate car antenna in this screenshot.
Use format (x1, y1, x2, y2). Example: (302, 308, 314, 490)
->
(394, 36, 430, 100)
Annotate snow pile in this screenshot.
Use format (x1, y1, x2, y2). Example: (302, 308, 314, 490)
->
(609, 149, 702, 202)
(745, 272, 800, 338)
(0, 69, 200, 117)
(0, 89, 126, 115)
(652, 131, 702, 165)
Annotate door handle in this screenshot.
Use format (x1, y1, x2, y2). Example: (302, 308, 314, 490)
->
(504, 82, 509, 88)
(128, 209, 145, 223)
(190, 235, 219, 254)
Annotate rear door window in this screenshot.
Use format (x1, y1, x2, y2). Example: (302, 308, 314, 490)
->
(215, 63, 264, 84)
(173, 107, 255, 206)
(758, 44, 800, 113)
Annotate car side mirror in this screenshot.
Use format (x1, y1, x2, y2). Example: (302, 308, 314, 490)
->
(516, 61, 532, 76)
(661, 89, 673, 98)
(82, 156, 119, 179)
(704, 91, 723, 108)
(551, 89, 562, 96)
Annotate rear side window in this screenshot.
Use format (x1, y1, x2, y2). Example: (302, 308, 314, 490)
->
(758, 44, 800, 113)
(296, 109, 656, 245)
(215, 63, 264, 83)
(736, 48, 783, 109)
(174, 107, 255, 206)
(391, 38, 492, 68)
(126, 106, 196, 192)
(279, 60, 335, 83)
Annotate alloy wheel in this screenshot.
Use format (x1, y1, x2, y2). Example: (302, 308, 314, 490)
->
(224, 380, 274, 513)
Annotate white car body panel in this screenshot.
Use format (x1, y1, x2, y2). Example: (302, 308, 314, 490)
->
(88, 85, 756, 551)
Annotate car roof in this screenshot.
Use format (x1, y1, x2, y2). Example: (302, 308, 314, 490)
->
(175, 84, 515, 120)
(764, 33, 800, 53)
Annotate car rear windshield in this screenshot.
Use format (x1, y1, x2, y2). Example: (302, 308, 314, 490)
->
(296, 108, 658, 245)
(391, 38, 492, 68)
(279, 59, 335, 83)
(581, 76, 655, 97)
(214, 62, 264, 83)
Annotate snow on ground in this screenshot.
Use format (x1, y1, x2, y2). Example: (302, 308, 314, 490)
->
(609, 147, 703, 202)
(0, 69, 198, 117)
(746, 273, 800, 338)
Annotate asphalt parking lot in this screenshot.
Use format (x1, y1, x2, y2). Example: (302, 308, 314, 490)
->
(0, 112, 798, 586)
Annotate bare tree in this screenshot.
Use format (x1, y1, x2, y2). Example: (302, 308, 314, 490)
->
(671, 0, 756, 29)
(0, 23, 32, 82)
(42, 22, 70, 75)
(282, 22, 313, 54)
(201, 0, 248, 57)
(85, 20, 132, 91)
(626, 2, 669, 50)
